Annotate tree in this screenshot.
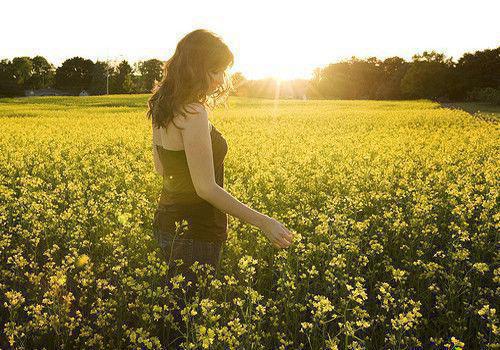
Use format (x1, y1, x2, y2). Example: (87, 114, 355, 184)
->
(111, 60, 134, 94)
(306, 67, 323, 99)
(456, 47, 500, 94)
(375, 57, 409, 99)
(314, 56, 383, 99)
(400, 50, 454, 100)
(137, 59, 163, 93)
(350, 56, 383, 99)
(317, 62, 352, 99)
(11, 57, 33, 90)
(89, 60, 114, 95)
(55, 57, 94, 94)
(26, 56, 55, 90)
(0, 59, 23, 97)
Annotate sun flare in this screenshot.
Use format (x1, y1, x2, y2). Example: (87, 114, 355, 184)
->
(236, 64, 313, 81)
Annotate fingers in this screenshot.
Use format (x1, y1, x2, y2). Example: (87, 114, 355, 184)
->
(280, 234, 293, 245)
(266, 221, 295, 249)
(271, 237, 285, 248)
(274, 229, 295, 249)
(280, 226, 294, 244)
(281, 224, 294, 240)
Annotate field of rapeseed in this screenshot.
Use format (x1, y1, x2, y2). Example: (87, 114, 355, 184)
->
(0, 95, 498, 349)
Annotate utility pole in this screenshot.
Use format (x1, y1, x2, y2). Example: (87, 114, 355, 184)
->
(106, 66, 110, 95)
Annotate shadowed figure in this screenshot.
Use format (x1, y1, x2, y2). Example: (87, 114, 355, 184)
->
(147, 28, 294, 349)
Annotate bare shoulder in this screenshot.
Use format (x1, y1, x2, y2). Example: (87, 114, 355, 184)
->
(177, 102, 207, 117)
(173, 102, 209, 128)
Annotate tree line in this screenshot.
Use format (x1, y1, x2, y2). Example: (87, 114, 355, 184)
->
(0, 57, 163, 97)
(1, 46, 498, 103)
(236, 48, 500, 103)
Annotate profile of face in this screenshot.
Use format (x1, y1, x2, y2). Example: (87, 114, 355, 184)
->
(207, 68, 226, 93)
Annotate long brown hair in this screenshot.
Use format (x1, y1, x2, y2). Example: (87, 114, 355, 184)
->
(147, 29, 234, 130)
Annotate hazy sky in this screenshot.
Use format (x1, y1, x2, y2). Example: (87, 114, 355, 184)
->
(1, 0, 499, 80)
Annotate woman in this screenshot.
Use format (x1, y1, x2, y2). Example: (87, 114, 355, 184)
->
(147, 28, 295, 346)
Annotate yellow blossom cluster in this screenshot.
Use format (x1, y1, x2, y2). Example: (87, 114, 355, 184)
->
(0, 95, 498, 349)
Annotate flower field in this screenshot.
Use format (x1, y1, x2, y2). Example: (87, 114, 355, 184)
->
(0, 95, 498, 349)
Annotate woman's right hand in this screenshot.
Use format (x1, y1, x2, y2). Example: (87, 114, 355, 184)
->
(259, 215, 295, 249)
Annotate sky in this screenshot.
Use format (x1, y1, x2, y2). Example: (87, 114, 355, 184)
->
(1, 0, 499, 80)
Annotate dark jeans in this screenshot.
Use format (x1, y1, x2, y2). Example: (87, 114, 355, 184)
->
(152, 208, 225, 348)
(153, 227, 224, 286)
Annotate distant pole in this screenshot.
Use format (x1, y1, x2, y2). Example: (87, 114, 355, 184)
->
(106, 67, 109, 95)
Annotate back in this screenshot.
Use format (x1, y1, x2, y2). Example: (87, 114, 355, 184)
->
(152, 119, 229, 242)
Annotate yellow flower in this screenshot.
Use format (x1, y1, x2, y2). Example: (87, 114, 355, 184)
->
(117, 212, 131, 225)
(300, 322, 313, 331)
(472, 262, 489, 274)
(4, 290, 25, 308)
(76, 254, 90, 267)
(198, 325, 216, 349)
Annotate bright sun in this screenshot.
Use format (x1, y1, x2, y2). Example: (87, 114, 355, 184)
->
(238, 64, 313, 81)
(271, 71, 293, 81)
(269, 68, 309, 81)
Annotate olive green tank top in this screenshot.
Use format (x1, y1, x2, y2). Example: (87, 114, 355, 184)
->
(154, 121, 228, 242)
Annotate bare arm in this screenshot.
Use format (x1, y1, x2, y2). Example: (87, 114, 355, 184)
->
(179, 103, 268, 229)
(179, 103, 294, 247)
(200, 185, 270, 229)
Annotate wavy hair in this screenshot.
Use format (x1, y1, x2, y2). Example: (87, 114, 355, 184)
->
(147, 29, 234, 130)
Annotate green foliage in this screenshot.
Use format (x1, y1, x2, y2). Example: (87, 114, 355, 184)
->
(112, 61, 134, 94)
(305, 48, 499, 102)
(0, 56, 55, 97)
(136, 59, 164, 93)
(467, 87, 500, 105)
(88, 61, 114, 96)
(2, 46, 499, 101)
(400, 60, 452, 99)
(54, 57, 94, 94)
(28, 56, 56, 90)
